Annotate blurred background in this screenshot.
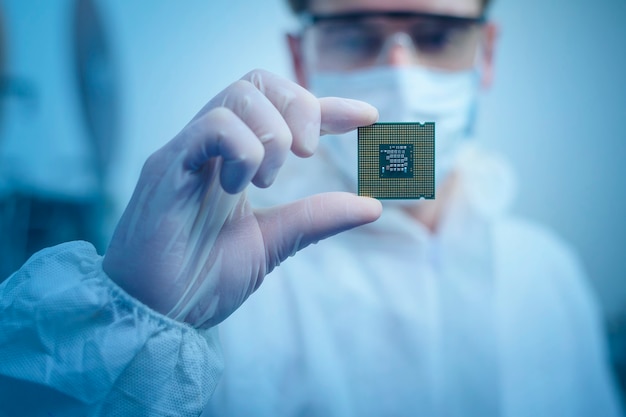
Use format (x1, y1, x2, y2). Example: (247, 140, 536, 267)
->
(0, 0, 624, 397)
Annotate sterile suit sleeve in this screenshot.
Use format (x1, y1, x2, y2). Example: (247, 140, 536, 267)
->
(0, 241, 223, 417)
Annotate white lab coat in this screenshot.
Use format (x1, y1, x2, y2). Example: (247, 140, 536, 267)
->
(0, 144, 621, 416)
(203, 143, 623, 416)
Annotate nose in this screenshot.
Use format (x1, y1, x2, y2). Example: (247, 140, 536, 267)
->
(377, 32, 419, 67)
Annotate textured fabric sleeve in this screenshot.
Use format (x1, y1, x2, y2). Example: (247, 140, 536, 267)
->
(0, 241, 223, 417)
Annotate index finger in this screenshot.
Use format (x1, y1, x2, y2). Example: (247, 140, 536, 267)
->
(319, 97, 379, 136)
(242, 71, 379, 157)
(242, 69, 320, 157)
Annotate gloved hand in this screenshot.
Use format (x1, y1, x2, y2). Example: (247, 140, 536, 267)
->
(103, 69, 381, 328)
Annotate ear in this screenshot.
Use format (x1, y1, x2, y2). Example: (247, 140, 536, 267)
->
(287, 33, 309, 89)
(479, 22, 499, 89)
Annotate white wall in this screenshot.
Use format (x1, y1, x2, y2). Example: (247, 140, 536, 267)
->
(102, 0, 294, 211)
(101, 0, 626, 318)
(477, 0, 626, 317)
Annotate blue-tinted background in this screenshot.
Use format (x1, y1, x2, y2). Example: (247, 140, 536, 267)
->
(1, 0, 624, 349)
(99, 0, 626, 318)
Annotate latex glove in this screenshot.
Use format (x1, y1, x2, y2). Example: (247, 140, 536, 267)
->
(103, 70, 381, 328)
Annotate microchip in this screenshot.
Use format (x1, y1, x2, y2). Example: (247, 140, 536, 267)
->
(379, 144, 413, 179)
(358, 122, 435, 199)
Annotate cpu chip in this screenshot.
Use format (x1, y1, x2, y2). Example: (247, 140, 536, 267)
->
(358, 122, 435, 199)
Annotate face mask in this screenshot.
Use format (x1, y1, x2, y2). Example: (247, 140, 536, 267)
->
(309, 66, 480, 198)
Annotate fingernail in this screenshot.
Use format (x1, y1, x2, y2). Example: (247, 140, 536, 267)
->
(344, 99, 379, 122)
(261, 165, 280, 188)
(302, 121, 320, 154)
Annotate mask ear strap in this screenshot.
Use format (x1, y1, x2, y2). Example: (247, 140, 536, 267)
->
(473, 23, 497, 88)
(464, 89, 478, 137)
(472, 32, 487, 78)
(296, 24, 322, 84)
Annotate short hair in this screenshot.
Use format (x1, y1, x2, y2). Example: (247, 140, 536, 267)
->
(286, 0, 492, 15)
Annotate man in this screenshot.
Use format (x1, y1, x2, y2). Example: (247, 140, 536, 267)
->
(204, 0, 624, 415)
(0, 1, 621, 417)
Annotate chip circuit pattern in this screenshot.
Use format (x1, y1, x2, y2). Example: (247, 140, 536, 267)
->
(358, 122, 435, 199)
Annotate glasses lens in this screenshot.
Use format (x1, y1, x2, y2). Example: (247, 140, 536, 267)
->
(410, 19, 480, 68)
(311, 19, 385, 68)
(411, 20, 472, 52)
(306, 13, 482, 71)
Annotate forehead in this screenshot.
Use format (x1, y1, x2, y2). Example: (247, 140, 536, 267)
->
(309, 0, 482, 17)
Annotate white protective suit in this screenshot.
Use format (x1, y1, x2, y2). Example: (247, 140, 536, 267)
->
(203, 143, 624, 416)
(0, 143, 622, 417)
(0, 242, 223, 416)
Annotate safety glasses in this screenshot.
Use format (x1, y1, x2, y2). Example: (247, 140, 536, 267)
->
(300, 11, 486, 71)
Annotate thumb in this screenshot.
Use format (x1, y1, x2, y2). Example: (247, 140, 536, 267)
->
(256, 192, 382, 271)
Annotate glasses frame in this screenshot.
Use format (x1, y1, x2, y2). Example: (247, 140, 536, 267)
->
(298, 10, 488, 72)
(299, 10, 487, 28)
